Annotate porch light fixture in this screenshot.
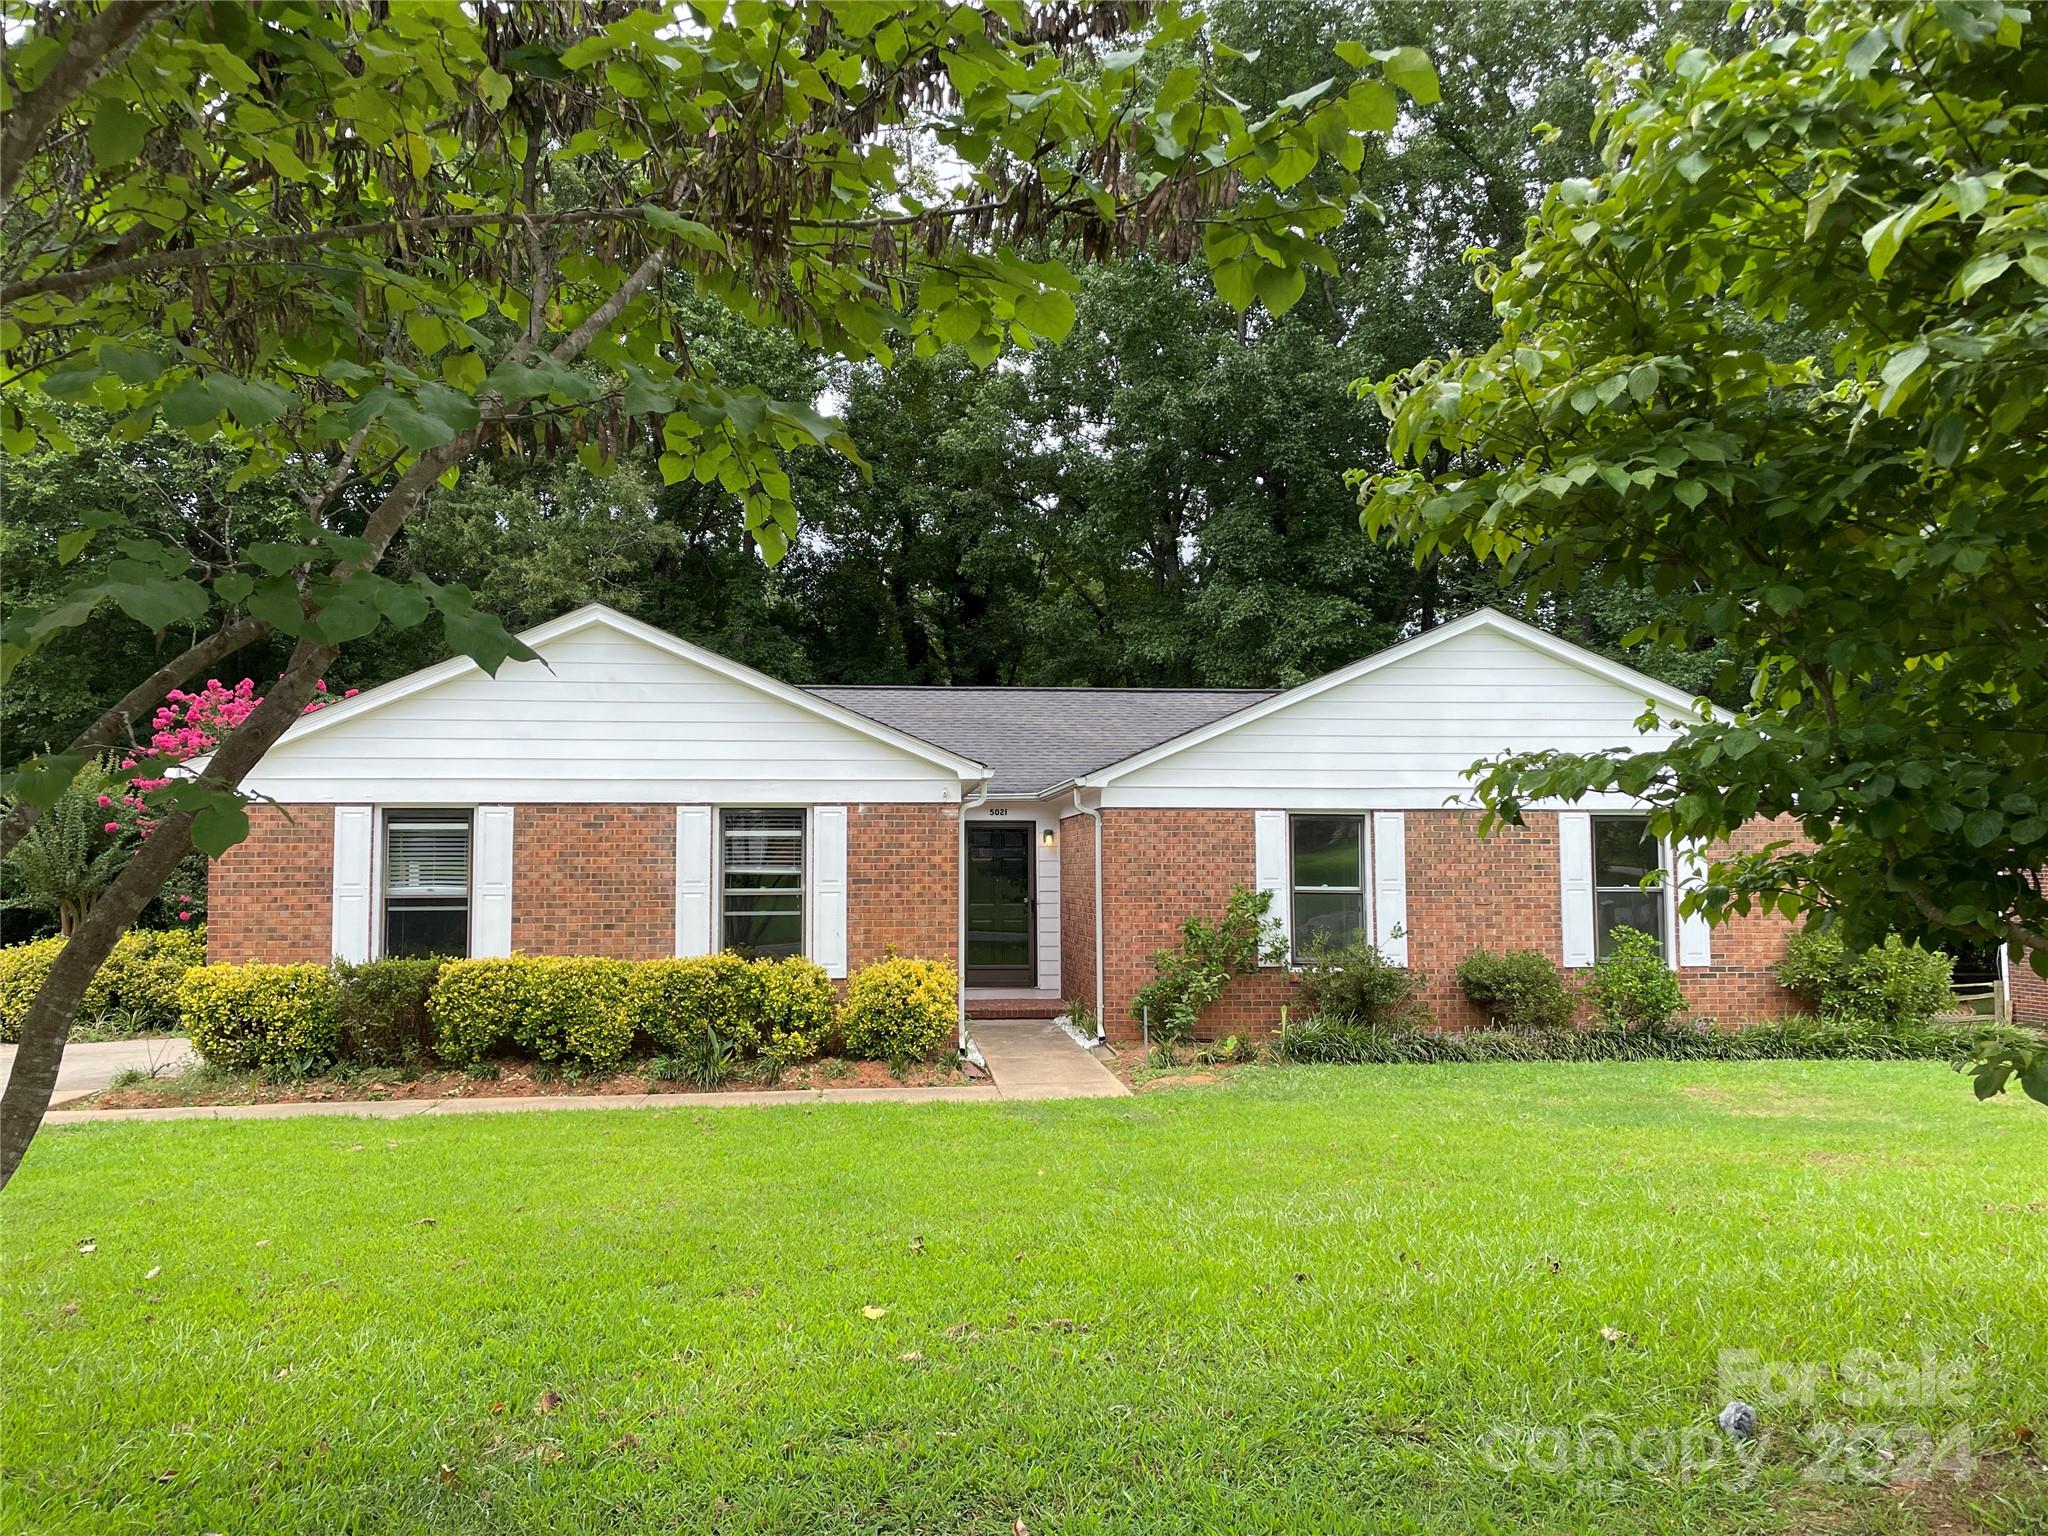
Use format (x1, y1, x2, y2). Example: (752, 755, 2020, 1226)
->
(1041, 827, 1057, 849)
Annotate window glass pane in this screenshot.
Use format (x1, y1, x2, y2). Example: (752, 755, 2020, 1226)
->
(1593, 817, 1661, 888)
(1294, 891, 1365, 953)
(723, 809, 803, 958)
(386, 818, 470, 896)
(385, 901, 468, 959)
(1292, 816, 1362, 889)
(1596, 891, 1666, 957)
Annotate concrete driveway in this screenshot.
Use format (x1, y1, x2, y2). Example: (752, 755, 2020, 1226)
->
(0, 1036, 192, 1106)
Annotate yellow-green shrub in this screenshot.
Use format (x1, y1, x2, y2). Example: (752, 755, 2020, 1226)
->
(0, 928, 207, 1041)
(758, 956, 835, 1061)
(428, 955, 633, 1071)
(0, 937, 65, 1043)
(626, 953, 768, 1054)
(179, 963, 340, 1072)
(84, 927, 208, 1033)
(837, 957, 958, 1060)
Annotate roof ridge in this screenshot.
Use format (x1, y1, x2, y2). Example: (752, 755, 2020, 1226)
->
(805, 683, 1279, 694)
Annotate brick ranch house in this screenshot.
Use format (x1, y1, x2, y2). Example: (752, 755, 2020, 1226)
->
(207, 602, 1957, 1044)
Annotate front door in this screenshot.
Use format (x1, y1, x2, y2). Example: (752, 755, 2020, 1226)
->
(966, 824, 1034, 987)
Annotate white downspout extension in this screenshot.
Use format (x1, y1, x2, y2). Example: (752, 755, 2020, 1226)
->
(1073, 787, 1105, 1044)
(957, 777, 990, 1051)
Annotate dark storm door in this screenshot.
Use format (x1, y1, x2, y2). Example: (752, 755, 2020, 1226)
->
(966, 824, 1034, 986)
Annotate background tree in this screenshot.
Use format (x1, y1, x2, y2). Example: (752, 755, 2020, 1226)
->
(1359, 0, 2046, 1099)
(0, 1, 1431, 1181)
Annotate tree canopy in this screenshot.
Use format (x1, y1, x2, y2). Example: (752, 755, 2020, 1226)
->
(1358, 0, 2046, 1094)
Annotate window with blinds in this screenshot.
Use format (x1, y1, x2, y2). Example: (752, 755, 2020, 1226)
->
(383, 812, 471, 958)
(721, 808, 804, 959)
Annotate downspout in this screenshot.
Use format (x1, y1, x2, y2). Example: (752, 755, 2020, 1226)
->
(1072, 786, 1105, 1044)
(958, 776, 990, 1051)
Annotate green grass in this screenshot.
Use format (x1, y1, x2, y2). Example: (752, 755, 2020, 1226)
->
(5, 1062, 2044, 1534)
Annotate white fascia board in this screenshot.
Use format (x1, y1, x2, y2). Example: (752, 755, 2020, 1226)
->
(1076, 608, 1705, 789)
(252, 603, 988, 779)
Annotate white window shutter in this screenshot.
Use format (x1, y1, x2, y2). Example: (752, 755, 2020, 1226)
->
(1253, 810, 1290, 965)
(675, 806, 713, 957)
(813, 805, 848, 978)
(470, 806, 515, 957)
(1372, 811, 1408, 967)
(330, 807, 373, 963)
(1558, 810, 1595, 969)
(1676, 840, 1712, 968)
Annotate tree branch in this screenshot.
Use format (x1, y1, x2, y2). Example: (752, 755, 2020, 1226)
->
(0, 1, 174, 202)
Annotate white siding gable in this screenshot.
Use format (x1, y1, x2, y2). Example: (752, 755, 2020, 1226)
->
(238, 613, 970, 805)
(1095, 619, 1688, 810)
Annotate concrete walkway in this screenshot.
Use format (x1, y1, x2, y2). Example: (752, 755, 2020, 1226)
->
(0, 1036, 192, 1107)
(29, 1019, 1125, 1127)
(969, 1018, 1129, 1099)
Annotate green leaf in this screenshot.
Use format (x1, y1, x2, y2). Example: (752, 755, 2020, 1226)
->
(1962, 809, 2003, 847)
(98, 345, 168, 385)
(190, 798, 252, 858)
(1253, 262, 1307, 318)
(87, 100, 148, 166)
(56, 528, 93, 564)
(212, 376, 295, 428)
(1373, 46, 1438, 106)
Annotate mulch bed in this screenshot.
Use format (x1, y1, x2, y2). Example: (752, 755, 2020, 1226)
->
(80, 1056, 970, 1110)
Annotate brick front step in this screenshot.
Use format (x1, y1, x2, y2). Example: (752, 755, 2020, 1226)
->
(966, 997, 1069, 1021)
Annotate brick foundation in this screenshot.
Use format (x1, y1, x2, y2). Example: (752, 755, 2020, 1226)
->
(512, 805, 674, 959)
(207, 804, 336, 964)
(2012, 953, 2048, 1026)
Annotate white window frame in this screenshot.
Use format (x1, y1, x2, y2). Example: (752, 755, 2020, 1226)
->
(717, 806, 810, 959)
(1287, 812, 1372, 964)
(378, 808, 474, 960)
(1590, 812, 1676, 965)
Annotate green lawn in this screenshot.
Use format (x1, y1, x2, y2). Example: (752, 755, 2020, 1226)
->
(5, 1063, 2044, 1534)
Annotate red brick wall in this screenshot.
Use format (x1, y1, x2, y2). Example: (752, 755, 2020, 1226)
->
(1059, 809, 1097, 1017)
(2011, 953, 2048, 1025)
(1090, 806, 1801, 1043)
(512, 805, 674, 959)
(848, 802, 957, 969)
(207, 804, 335, 964)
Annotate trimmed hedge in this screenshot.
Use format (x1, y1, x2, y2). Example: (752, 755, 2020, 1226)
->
(334, 957, 442, 1066)
(1775, 930, 1955, 1026)
(1273, 1012, 2005, 1067)
(759, 955, 837, 1061)
(429, 956, 633, 1072)
(838, 956, 958, 1060)
(627, 953, 768, 1054)
(179, 963, 340, 1073)
(1456, 949, 1576, 1031)
(0, 927, 207, 1042)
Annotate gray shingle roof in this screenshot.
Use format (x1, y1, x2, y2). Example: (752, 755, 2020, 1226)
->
(805, 686, 1277, 797)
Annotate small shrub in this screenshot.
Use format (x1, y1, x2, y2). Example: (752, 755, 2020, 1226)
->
(1129, 886, 1284, 1041)
(675, 1024, 741, 1089)
(179, 963, 341, 1073)
(1584, 928, 1685, 1029)
(647, 1054, 685, 1084)
(333, 957, 442, 1066)
(464, 1060, 501, 1082)
(428, 956, 632, 1072)
(752, 1051, 788, 1088)
(108, 1066, 150, 1090)
(838, 956, 958, 1060)
(627, 953, 768, 1055)
(1775, 930, 1955, 1026)
(0, 937, 66, 1042)
(1456, 949, 1576, 1031)
(758, 955, 836, 1060)
(0, 927, 206, 1042)
(1295, 931, 1427, 1028)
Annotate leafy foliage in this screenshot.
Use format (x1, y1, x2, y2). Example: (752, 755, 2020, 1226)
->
(1273, 1012, 2009, 1067)
(1130, 886, 1286, 1040)
(1, 760, 129, 935)
(1774, 930, 1955, 1029)
(758, 956, 838, 1063)
(1359, 1, 2048, 995)
(179, 963, 341, 1074)
(427, 956, 633, 1073)
(627, 953, 770, 1056)
(1584, 929, 1685, 1030)
(837, 956, 959, 1061)
(1294, 930, 1426, 1028)
(1456, 949, 1577, 1031)
(332, 957, 444, 1069)
(0, 927, 205, 1043)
